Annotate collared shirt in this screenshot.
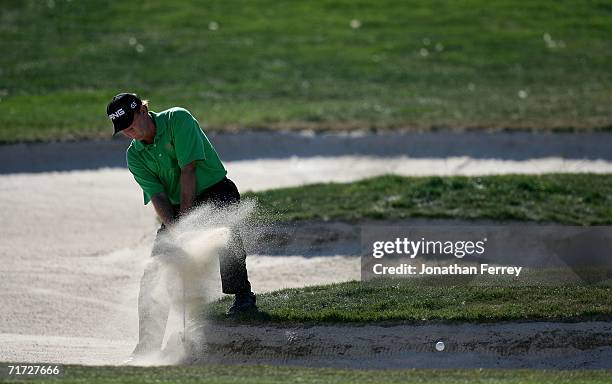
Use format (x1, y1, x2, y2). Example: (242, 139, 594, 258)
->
(126, 107, 227, 205)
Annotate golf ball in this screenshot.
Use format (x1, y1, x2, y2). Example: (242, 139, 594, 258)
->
(435, 341, 445, 351)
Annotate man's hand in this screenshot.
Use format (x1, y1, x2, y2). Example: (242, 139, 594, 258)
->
(179, 161, 197, 217)
(151, 192, 176, 228)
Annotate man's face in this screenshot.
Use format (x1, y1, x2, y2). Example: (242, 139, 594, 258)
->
(121, 108, 149, 141)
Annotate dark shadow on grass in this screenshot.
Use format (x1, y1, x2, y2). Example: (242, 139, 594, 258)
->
(209, 310, 273, 323)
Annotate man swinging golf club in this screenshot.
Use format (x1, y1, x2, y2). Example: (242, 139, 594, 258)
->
(107, 93, 257, 362)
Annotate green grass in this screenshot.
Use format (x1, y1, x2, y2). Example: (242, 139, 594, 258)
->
(207, 279, 612, 324)
(2, 365, 612, 384)
(245, 174, 612, 225)
(1, 1, 612, 142)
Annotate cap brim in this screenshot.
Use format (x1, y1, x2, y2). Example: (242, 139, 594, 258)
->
(112, 126, 127, 137)
(111, 113, 134, 136)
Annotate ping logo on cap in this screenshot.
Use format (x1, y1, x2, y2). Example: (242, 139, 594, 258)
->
(108, 108, 126, 120)
(130, 101, 137, 109)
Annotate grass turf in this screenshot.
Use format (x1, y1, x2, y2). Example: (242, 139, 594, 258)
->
(245, 174, 612, 225)
(206, 279, 612, 324)
(234, 175, 612, 323)
(2, 365, 612, 384)
(1, 1, 612, 142)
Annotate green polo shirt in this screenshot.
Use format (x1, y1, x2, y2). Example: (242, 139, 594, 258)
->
(126, 107, 227, 205)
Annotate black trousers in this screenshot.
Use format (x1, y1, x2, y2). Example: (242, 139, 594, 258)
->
(154, 176, 252, 294)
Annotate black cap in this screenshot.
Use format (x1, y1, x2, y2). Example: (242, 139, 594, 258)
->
(106, 93, 142, 135)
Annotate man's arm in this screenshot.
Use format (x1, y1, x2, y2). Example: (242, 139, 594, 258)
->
(151, 192, 177, 227)
(179, 161, 197, 217)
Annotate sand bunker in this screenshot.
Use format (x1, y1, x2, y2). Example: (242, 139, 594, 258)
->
(1, 133, 611, 367)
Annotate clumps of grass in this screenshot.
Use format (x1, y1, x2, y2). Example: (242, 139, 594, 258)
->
(55, 364, 612, 384)
(245, 174, 612, 225)
(206, 279, 612, 324)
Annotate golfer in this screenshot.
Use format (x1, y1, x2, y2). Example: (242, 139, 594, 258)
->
(107, 93, 256, 359)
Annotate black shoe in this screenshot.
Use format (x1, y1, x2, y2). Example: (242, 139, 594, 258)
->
(227, 292, 258, 316)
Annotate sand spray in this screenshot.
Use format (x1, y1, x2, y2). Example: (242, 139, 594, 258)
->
(133, 199, 259, 365)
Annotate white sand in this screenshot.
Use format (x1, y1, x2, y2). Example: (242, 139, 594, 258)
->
(227, 156, 612, 191)
(1, 155, 611, 365)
